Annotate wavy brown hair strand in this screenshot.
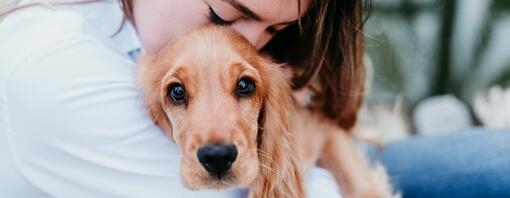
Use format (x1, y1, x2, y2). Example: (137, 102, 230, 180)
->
(263, 0, 366, 130)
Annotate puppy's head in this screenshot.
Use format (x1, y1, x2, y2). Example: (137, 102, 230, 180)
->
(138, 25, 300, 192)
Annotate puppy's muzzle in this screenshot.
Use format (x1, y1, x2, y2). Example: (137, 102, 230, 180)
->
(197, 144, 238, 177)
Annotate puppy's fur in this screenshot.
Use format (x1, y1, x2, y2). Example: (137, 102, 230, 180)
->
(138, 25, 392, 198)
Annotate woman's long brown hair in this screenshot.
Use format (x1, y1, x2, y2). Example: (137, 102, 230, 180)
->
(122, 0, 367, 130)
(263, 0, 367, 130)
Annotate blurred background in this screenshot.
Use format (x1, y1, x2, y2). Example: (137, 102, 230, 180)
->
(358, 0, 510, 142)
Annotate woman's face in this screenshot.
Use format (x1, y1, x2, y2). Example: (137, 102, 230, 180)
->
(132, 0, 311, 53)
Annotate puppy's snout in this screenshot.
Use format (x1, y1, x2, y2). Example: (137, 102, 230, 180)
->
(197, 144, 238, 176)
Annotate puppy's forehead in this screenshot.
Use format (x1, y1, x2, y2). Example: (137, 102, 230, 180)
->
(167, 28, 258, 75)
(180, 40, 239, 64)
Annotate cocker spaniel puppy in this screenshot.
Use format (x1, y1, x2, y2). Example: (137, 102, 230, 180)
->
(138, 25, 392, 198)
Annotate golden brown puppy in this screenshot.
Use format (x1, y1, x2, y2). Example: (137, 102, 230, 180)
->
(138, 25, 392, 198)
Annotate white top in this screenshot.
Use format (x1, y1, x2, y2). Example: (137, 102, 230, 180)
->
(0, 1, 341, 197)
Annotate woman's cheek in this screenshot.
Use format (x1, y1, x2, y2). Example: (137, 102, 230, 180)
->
(133, 0, 210, 53)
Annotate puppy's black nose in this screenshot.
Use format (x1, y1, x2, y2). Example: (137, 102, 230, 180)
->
(197, 144, 238, 176)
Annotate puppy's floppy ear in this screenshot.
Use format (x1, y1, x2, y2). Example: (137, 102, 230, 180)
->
(250, 59, 305, 198)
(137, 53, 173, 137)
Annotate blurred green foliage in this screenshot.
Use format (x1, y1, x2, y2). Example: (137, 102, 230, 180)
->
(364, 0, 510, 113)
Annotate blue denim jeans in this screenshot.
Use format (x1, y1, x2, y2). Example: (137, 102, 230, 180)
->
(374, 128, 510, 198)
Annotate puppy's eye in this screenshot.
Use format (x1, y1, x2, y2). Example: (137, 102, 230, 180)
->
(236, 78, 256, 97)
(167, 84, 187, 104)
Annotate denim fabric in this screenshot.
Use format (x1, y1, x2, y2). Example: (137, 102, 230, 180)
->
(376, 128, 510, 198)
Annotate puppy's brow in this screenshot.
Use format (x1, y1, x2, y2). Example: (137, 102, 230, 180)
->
(229, 63, 246, 79)
(166, 66, 190, 83)
(171, 67, 188, 78)
(230, 62, 259, 78)
(164, 66, 197, 93)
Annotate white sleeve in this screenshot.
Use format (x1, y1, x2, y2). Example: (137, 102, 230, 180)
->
(3, 25, 244, 198)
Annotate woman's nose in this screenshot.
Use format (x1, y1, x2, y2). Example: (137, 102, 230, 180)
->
(232, 21, 271, 49)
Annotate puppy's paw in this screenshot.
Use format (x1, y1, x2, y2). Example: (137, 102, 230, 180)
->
(371, 164, 397, 198)
(346, 164, 396, 198)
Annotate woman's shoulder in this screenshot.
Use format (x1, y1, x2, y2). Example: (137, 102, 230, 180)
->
(0, 3, 134, 76)
(0, 6, 141, 132)
(0, 6, 180, 197)
(0, 5, 138, 94)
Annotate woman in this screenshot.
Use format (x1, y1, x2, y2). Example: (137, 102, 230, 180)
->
(2, 0, 509, 198)
(0, 0, 360, 197)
